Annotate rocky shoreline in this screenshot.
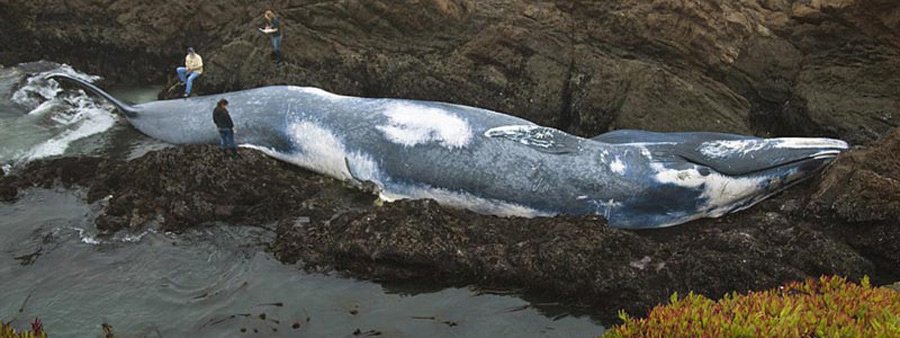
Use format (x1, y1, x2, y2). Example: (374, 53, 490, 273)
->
(3, 0, 899, 144)
(2, 0, 900, 325)
(1, 128, 897, 321)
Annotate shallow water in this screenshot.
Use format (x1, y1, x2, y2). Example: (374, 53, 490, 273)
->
(0, 189, 602, 337)
(0, 62, 605, 337)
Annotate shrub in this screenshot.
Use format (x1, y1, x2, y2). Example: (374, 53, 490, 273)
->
(605, 276, 900, 337)
(1, 318, 46, 338)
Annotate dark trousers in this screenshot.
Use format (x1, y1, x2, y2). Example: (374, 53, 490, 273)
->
(219, 128, 237, 155)
(271, 35, 283, 63)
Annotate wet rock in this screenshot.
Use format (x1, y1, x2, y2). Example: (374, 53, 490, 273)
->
(271, 191, 878, 317)
(887, 282, 900, 293)
(0, 177, 16, 202)
(3, 1, 899, 142)
(1, 146, 374, 234)
(811, 128, 900, 224)
(101, 323, 114, 338)
(810, 128, 900, 278)
(1, 136, 898, 319)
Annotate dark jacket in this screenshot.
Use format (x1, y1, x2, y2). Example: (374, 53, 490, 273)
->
(213, 106, 234, 129)
(270, 16, 282, 37)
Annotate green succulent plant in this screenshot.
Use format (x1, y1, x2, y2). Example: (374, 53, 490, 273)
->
(606, 276, 900, 337)
(1, 318, 46, 338)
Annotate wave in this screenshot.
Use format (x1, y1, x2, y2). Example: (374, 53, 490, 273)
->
(3, 62, 119, 163)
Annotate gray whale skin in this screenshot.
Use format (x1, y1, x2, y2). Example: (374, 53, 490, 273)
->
(52, 74, 848, 229)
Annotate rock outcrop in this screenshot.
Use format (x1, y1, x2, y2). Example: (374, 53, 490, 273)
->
(2, 0, 899, 322)
(0, 147, 373, 233)
(811, 128, 900, 224)
(2, 130, 898, 319)
(809, 128, 900, 276)
(2, 0, 898, 143)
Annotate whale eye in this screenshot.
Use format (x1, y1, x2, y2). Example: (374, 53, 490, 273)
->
(698, 167, 711, 176)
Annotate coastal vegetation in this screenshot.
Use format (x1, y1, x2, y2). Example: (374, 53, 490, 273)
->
(606, 276, 900, 337)
(1, 319, 46, 338)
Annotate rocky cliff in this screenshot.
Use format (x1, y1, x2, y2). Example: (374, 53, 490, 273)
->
(2, 0, 898, 143)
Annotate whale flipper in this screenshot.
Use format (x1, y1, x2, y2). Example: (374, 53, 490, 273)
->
(344, 157, 382, 194)
(484, 125, 580, 154)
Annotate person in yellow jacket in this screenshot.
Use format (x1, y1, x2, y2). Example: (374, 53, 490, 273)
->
(175, 47, 203, 97)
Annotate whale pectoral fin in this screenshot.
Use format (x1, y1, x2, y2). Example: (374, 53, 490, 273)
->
(344, 157, 381, 195)
(484, 125, 580, 154)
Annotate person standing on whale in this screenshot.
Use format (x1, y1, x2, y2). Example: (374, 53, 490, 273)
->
(212, 99, 238, 158)
(176, 47, 203, 97)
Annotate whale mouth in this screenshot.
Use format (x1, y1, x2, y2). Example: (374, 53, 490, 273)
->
(809, 149, 844, 160)
(767, 140, 849, 174)
(672, 137, 850, 177)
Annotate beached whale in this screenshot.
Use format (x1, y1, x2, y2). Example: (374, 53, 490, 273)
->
(51, 74, 848, 228)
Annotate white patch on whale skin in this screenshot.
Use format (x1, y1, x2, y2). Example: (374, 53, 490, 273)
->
(588, 199, 623, 221)
(651, 163, 765, 217)
(377, 103, 473, 148)
(287, 86, 349, 101)
(243, 121, 384, 186)
(378, 185, 551, 218)
(639, 147, 652, 158)
(699, 138, 849, 159)
(243, 121, 544, 219)
(484, 125, 555, 148)
(610, 157, 626, 175)
(773, 138, 849, 150)
(699, 139, 768, 158)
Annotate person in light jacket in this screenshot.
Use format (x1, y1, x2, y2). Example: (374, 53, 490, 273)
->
(176, 47, 203, 97)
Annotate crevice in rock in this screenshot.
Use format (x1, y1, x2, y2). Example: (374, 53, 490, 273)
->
(556, 19, 578, 132)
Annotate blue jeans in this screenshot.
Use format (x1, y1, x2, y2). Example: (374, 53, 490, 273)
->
(218, 128, 236, 150)
(176, 67, 200, 95)
(271, 35, 283, 62)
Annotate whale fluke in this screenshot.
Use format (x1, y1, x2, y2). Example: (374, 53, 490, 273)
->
(45, 74, 138, 117)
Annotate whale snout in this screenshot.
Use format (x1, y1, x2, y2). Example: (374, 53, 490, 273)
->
(773, 137, 849, 173)
(763, 138, 849, 184)
(804, 139, 850, 161)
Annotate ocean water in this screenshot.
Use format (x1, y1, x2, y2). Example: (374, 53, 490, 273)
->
(0, 62, 605, 337)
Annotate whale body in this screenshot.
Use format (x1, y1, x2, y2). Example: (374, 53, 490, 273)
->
(52, 75, 848, 229)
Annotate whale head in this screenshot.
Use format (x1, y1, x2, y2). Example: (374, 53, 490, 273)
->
(603, 135, 850, 229)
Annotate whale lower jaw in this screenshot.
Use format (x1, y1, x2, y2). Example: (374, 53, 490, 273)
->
(695, 153, 842, 226)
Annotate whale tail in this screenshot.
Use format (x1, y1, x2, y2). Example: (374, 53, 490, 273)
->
(45, 74, 139, 117)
